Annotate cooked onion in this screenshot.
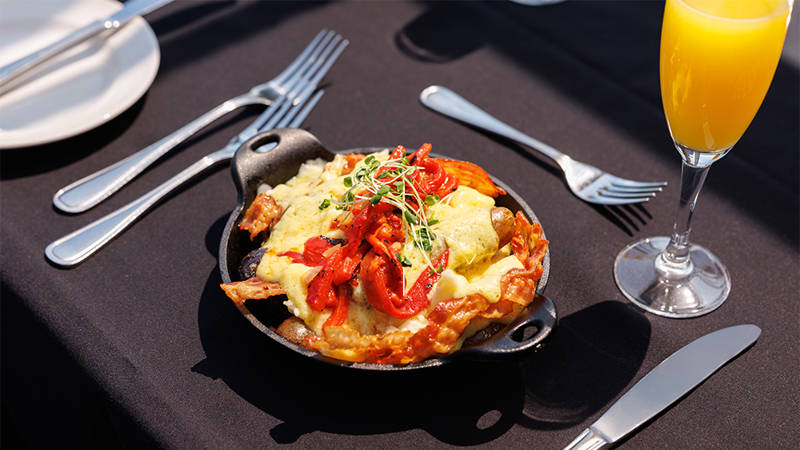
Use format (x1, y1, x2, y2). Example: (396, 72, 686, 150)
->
(302, 266, 324, 285)
(322, 244, 341, 258)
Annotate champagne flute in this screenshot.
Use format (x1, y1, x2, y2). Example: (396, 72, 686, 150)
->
(614, 0, 792, 318)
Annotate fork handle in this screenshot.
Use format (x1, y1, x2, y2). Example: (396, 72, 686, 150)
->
(45, 147, 233, 267)
(53, 94, 258, 214)
(419, 86, 570, 166)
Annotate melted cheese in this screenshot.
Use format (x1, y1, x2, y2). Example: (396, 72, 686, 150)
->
(429, 255, 523, 305)
(254, 151, 519, 336)
(400, 186, 499, 290)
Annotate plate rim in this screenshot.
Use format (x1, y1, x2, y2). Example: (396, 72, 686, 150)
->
(0, 0, 161, 149)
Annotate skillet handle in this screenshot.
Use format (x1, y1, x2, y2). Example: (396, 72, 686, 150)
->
(453, 293, 557, 362)
(230, 127, 328, 205)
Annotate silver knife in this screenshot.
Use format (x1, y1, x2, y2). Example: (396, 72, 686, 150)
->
(564, 324, 761, 450)
(0, 0, 173, 95)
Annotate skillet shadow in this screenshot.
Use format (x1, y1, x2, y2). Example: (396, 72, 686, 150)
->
(195, 267, 528, 445)
(519, 300, 650, 429)
(195, 209, 650, 444)
(194, 273, 649, 444)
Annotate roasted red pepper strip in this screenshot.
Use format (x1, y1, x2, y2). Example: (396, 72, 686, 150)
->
(306, 265, 338, 310)
(362, 249, 449, 319)
(308, 144, 457, 320)
(306, 202, 387, 311)
(389, 145, 407, 159)
(279, 236, 342, 266)
(407, 144, 459, 198)
(404, 249, 449, 308)
(323, 284, 350, 328)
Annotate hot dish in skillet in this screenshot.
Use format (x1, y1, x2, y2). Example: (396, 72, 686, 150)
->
(220, 144, 548, 364)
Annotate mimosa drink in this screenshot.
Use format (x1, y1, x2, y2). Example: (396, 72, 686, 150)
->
(660, 0, 790, 152)
(615, 0, 791, 318)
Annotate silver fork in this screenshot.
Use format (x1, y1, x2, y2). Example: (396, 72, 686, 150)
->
(419, 86, 667, 205)
(44, 34, 348, 267)
(52, 29, 333, 214)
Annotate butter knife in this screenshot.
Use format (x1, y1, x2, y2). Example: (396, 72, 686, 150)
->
(564, 324, 761, 450)
(0, 0, 173, 95)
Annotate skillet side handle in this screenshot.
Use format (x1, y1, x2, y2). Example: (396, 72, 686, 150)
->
(453, 294, 558, 363)
(231, 127, 327, 207)
(220, 128, 326, 284)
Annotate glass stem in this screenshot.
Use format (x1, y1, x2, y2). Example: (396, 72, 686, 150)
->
(657, 160, 710, 276)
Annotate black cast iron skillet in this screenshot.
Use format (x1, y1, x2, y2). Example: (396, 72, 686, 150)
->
(219, 128, 556, 371)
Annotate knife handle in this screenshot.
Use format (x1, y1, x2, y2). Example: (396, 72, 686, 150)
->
(563, 428, 610, 450)
(0, 18, 110, 94)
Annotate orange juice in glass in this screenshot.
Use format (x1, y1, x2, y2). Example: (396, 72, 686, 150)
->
(614, 0, 792, 318)
(661, 0, 790, 152)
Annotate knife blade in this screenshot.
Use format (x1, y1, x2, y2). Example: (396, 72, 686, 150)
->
(0, 0, 174, 94)
(563, 324, 761, 450)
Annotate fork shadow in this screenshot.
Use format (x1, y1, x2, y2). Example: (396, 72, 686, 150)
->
(396, 0, 798, 248)
(468, 128, 656, 236)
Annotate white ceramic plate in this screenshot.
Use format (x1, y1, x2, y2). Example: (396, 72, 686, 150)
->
(0, 0, 161, 149)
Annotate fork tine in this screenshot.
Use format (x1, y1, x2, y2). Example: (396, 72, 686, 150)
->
(601, 183, 664, 195)
(605, 185, 665, 194)
(270, 29, 329, 86)
(596, 195, 653, 205)
(261, 37, 347, 132)
(610, 179, 668, 189)
(271, 34, 338, 97)
(247, 35, 338, 132)
(286, 90, 325, 128)
(598, 190, 657, 199)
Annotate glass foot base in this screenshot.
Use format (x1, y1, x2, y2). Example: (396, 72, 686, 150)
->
(613, 237, 730, 318)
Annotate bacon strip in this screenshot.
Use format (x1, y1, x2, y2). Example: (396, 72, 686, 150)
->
(438, 159, 507, 197)
(482, 212, 548, 317)
(306, 294, 492, 364)
(304, 213, 548, 364)
(239, 193, 282, 240)
(220, 277, 285, 307)
(340, 153, 366, 175)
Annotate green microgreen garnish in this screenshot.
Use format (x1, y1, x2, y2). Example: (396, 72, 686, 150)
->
(332, 150, 451, 269)
(424, 194, 439, 206)
(319, 199, 331, 210)
(397, 254, 412, 267)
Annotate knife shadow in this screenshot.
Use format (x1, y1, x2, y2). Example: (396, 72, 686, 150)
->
(609, 334, 758, 449)
(518, 300, 651, 429)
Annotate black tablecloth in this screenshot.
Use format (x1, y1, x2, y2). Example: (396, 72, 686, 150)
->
(2, 1, 798, 448)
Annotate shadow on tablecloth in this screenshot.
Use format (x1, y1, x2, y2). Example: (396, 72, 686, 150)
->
(396, 1, 799, 248)
(194, 266, 650, 445)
